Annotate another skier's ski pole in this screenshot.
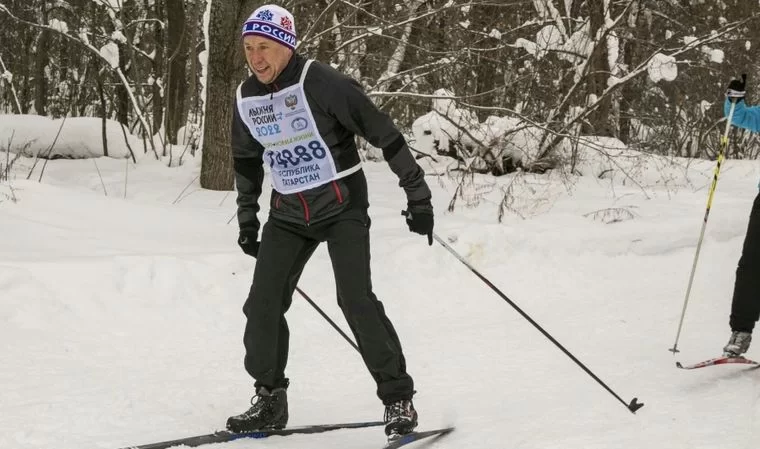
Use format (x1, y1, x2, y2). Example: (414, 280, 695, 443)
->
(296, 286, 359, 352)
(425, 227, 643, 414)
(669, 82, 742, 354)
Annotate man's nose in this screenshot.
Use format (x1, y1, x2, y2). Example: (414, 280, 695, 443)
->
(250, 50, 263, 64)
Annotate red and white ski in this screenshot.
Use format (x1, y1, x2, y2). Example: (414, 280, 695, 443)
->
(676, 356, 759, 370)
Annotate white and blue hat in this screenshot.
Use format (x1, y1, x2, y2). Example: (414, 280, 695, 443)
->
(242, 5, 297, 51)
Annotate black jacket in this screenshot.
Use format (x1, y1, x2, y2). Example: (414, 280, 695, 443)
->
(231, 54, 431, 236)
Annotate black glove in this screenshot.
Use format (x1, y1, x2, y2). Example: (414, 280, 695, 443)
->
(402, 200, 434, 246)
(727, 74, 747, 101)
(238, 232, 260, 258)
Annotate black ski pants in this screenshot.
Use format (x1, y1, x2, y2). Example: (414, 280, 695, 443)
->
(730, 192, 760, 332)
(241, 208, 414, 404)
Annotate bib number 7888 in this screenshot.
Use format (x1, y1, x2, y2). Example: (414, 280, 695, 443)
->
(266, 141, 328, 169)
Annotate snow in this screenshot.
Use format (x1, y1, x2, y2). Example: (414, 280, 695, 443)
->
(607, 31, 620, 76)
(607, 75, 622, 88)
(709, 49, 725, 64)
(647, 53, 678, 83)
(515, 22, 592, 65)
(78, 27, 91, 45)
(0, 116, 196, 163)
(514, 37, 538, 57)
(49, 18, 69, 34)
(100, 42, 120, 69)
(111, 30, 128, 44)
(699, 45, 724, 64)
(536, 25, 564, 60)
(3, 110, 760, 449)
(700, 100, 712, 115)
(93, 0, 122, 9)
(411, 90, 544, 168)
(0, 114, 138, 159)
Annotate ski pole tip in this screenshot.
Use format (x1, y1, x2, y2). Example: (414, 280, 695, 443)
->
(628, 398, 644, 413)
(668, 346, 680, 354)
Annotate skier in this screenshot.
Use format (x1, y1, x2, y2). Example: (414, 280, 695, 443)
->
(226, 4, 434, 440)
(722, 76, 760, 358)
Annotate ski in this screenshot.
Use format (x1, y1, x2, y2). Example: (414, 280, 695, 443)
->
(118, 420, 385, 449)
(676, 356, 759, 370)
(382, 426, 455, 449)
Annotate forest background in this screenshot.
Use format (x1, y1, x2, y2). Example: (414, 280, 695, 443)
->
(1, 0, 759, 192)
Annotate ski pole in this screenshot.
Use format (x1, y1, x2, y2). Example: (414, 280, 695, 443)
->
(296, 286, 360, 352)
(669, 80, 742, 354)
(422, 225, 644, 414)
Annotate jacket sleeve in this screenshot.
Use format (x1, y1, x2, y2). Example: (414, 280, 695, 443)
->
(317, 65, 432, 206)
(231, 95, 265, 236)
(725, 99, 760, 132)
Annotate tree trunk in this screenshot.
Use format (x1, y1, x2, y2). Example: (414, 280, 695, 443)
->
(33, 0, 50, 115)
(115, 41, 131, 126)
(165, 0, 188, 144)
(184, 0, 202, 128)
(98, 73, 109, 157)
(200, 0, 256, 190)
(585, 0, 614, 137)
(152, 0, 165, 142)
(619, 0, 640, 145)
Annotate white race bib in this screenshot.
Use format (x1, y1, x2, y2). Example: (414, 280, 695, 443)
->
(236, 60, 360, 194)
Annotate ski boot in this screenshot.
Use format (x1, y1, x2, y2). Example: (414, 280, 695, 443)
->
(384, 399, 418, 441)
(723, 331, 752, 358)
(226, 386, 288, 433)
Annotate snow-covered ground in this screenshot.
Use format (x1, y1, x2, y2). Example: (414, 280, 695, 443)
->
(2, 145, 760, 449)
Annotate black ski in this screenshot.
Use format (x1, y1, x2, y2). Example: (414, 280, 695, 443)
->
(118, 421, 384, 449)
(382, 427, 455, 449)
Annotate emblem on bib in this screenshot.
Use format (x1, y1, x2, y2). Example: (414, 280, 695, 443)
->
(285, 94, 298, 110)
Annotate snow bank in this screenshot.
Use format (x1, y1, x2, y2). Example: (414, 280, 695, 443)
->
(0, 114, 141, 159)
(411, 89, 543, 171)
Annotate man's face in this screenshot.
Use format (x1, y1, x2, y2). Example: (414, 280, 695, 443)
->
(243, 35, 293, 85)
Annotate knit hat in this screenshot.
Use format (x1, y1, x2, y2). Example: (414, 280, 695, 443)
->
(241, 5, 297, 51)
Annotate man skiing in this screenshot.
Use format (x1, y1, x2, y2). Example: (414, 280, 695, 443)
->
(722, 75, 760, 358)
(226, 4, 433, 441)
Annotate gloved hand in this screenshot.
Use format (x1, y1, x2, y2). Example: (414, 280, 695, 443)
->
(238, 232, 260, 258)
(402, 199, 434, 246)
(727, 74, 747, 101)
